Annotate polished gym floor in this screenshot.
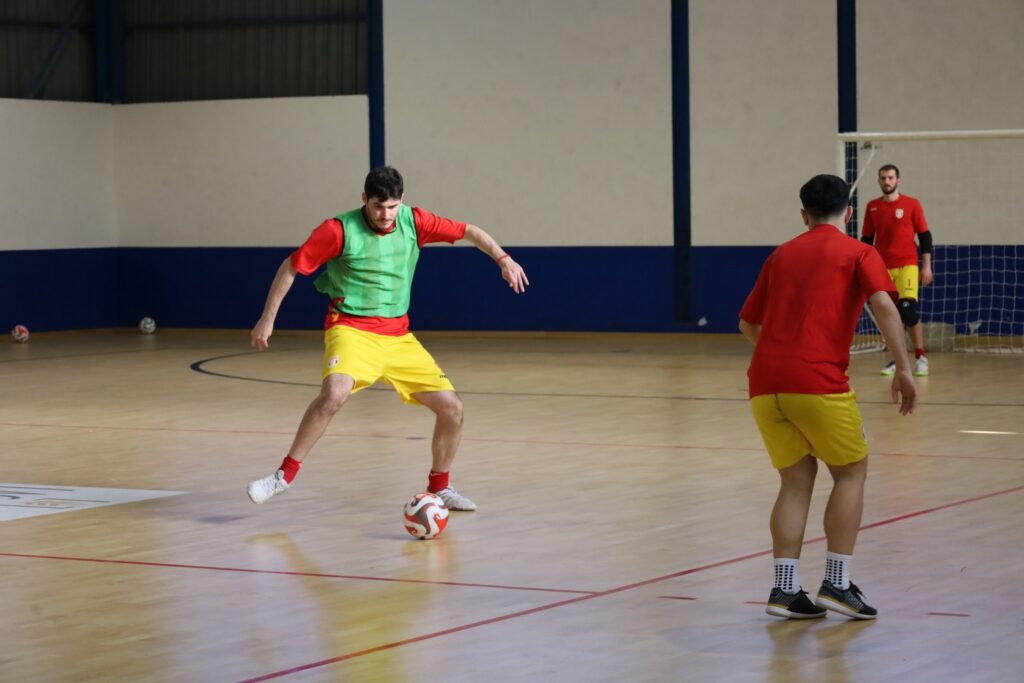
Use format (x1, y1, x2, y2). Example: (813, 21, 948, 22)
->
(2, 329, 1022, 682)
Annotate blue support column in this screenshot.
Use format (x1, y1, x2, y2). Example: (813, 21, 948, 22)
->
(366, 0, 385, 168)
(672, 0, 692, 323)
(837, 0, 857, 133)
(94, 0, 125, 103)
(837, 0, 858, 235)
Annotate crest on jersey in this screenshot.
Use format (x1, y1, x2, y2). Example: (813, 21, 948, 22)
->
(895, 208, 904, 219)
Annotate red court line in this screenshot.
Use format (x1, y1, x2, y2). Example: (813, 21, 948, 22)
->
(237, 547, 775, 683)
(236, 482, 1024, 682)
(0, 552, 595, 595)
(2, 421, 1021, 461)
(857, 483, 1024, 531)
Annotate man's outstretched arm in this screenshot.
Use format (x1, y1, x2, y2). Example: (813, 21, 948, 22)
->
(870, 290, 918, 415)
(462, 224, 529, 294)
(251, 257, 298, 349)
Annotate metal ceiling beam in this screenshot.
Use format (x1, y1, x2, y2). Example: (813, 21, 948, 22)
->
(23, 0, 88, 99)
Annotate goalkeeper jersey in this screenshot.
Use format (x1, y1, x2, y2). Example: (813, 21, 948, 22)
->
(861, 194, 929, 268)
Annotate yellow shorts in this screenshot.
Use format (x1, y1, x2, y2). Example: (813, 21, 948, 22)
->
(888, 265, 919, 300)
(750, 392, 868, 470)
(322, 326, 455, 405)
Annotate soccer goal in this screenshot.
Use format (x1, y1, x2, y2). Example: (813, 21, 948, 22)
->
(839, 129, 1024, 354)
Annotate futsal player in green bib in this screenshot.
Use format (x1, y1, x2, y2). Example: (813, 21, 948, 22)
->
(247, 166, 528, 510)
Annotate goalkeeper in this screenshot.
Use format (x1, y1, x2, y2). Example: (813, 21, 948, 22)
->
(861, 164, 933, 377)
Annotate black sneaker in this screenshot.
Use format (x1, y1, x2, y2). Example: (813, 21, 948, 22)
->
(815, 580, 878, 619)
(766, 587, 827, 619)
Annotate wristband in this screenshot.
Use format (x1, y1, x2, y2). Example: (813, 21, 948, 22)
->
(496, 254, 511, 264)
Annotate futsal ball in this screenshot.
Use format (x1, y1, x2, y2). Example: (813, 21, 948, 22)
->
(11, 325, 29, 343)
(139, 317, 157, 334)
(403, 492, 449, 539)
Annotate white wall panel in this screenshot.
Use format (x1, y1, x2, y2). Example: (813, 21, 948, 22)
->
(383, 0, 673, 247)
(0, 99, 115, 250)
(857, 0, 1024, 133)
(690, 0, 838, 246)
(113, 96, 369, 247)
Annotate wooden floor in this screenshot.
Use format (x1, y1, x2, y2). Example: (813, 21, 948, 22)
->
(1, 329, 1022, 683)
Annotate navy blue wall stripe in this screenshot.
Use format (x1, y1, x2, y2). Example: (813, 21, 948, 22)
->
(1, 248, 122, 329)
(0, 246, 775, 334)
(4, 246, 1020, 335)
(93, 0, 125, 103)
(837, 0, 857, 133)
(671, 0, 693, 323)
(366, 0, 385, 167)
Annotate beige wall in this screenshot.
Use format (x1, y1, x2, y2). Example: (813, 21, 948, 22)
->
(0, 99, 115, 250)
(0, 97, 368, 250)
(857, 0, 1024, 132)
(383, 0, 673, 247)
(3, 1, 1023, 252)
(114, 97, 369, 247)
(689, 0, 838, 246)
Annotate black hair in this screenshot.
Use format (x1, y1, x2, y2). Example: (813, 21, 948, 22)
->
(878, 163, 900, 178)
(364, 165, 404, 200)
(799, 174, 850, 222)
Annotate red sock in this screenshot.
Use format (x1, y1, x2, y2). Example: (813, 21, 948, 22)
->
(915, 348, 926, 359)
(280, 456, 302, 484)
(427, 470, 449, 493)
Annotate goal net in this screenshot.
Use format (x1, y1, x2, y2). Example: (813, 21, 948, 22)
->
(839, 130, 1024, 354)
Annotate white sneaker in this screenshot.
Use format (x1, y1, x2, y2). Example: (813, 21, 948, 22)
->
(881, 361, 896, 376)
(247, 470, 289, 504)
(435, 486, 477, 511)
(914, 356, 929, 377)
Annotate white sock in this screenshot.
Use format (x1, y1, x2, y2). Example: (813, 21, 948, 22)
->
(825, 552, 852, 590)
(774, 558, 800, 594)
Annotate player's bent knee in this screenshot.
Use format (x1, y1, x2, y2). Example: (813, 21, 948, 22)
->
(442, 393, 464, 422)
(898, 298, 919, 326)
(319, 376, 354, 413)
(416, 390, 463, 422)
(826, 456, 868, 482)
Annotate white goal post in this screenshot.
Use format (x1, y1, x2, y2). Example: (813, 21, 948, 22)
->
(839, 129, 1024, 354)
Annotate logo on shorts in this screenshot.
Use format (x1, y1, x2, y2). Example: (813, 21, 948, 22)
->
(328, 356, 339, 368)
(895, 208, 904, 219)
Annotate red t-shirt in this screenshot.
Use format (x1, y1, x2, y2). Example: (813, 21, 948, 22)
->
(861, 194, 928, 268)
(290, 206, 467, 335)
(739, 224, 896, 398)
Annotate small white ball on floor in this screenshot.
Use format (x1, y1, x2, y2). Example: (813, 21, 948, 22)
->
(403, 492, 449, 539)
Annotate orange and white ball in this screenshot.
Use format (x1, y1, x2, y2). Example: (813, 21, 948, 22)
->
(11, 325, 30, 343)
(403, 492, 449, 539)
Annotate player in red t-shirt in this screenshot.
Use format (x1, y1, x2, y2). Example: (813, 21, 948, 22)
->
(861, 164, 934, 377)
(740, 174, 916, 620)
(245, 166, 528, 511)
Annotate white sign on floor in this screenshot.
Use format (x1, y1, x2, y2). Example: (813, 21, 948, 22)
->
(0, 483, 186, 521)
